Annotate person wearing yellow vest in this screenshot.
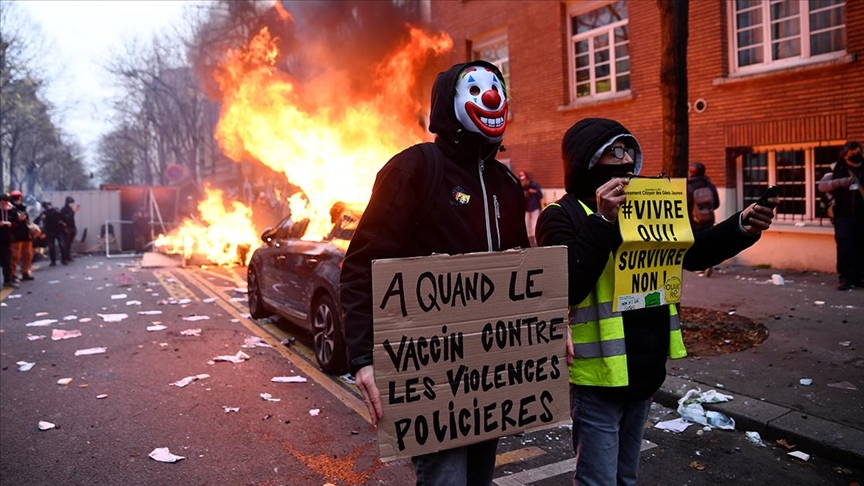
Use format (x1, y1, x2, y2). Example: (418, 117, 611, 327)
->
(537, 118, 778, 486)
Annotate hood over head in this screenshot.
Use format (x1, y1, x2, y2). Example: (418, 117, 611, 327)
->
(562, 118, 642, 201)
(429, 60, 507, 163)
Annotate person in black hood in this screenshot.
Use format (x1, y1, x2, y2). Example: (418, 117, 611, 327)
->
(340, 60, 530, 485)
(537, 118, 778, 486)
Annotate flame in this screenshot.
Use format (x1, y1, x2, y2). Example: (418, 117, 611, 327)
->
(213, 25, 452, 240)
(154, 188, 259, 266)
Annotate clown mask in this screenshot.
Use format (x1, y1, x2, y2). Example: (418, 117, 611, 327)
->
(454, 66, 508, 142)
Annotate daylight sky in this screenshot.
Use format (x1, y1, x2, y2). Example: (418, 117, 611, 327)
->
(18, 0, 201, 168)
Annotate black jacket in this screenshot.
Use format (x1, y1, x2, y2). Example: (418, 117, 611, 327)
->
(11, 202, 30, 242)
(830, 161, 864, 220)
(60, 204, 76, 232)
(538, 117, 761, 401)
(340, 61, 530, 374)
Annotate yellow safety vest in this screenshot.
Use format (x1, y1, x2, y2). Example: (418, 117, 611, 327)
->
(550, 200, 687, 387)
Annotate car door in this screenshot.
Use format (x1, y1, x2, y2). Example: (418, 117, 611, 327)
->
(279, 239, 328, 319)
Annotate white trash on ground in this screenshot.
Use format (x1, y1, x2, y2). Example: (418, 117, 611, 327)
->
(38, 421, 56, 431)
(182, 315, 210, 322)
(180, 328, 202, 337)
(25, 319, 58, 327)
(110, 294, 128, 300)
(654, 418, 692, 433)
(16, 361, 36, 371)
(57, 378, 73, 385)
(799, 378, 813, 386)
(137, 310, 163, 316)
(125, 300, 142, 306)
(147, 325, 168, 332)
(771, 274, 785, 285)
(149, 447, 185, 463)
(52, 329, 82, 340)
(223, 406, 240, 413)
(75, 347, 107, 356)
(212, 350, 251, 363)
(260, 393, 280, 402)
(788, 451, 810, 461)
(243, 336, 273, 348)
(677, 388, 736, 430)
(170, 374, 211, 388)
(309, 409, 321, 416)
(271, 376, 307, 383)
(27, 334, 47, 341)
(745, 431, 766, 447)
(97, 314, 128, 323)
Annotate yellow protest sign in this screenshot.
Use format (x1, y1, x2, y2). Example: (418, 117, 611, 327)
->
(614, 177, 694, 312)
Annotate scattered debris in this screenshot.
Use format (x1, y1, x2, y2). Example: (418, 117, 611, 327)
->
(223, 406, 240, 413)
(96, 394, 108, 399)
(75, 347, 108, 356)
(25, 319, 59, 327)
(170, 374, 211, 388)
(799, 378, 813, 386)
(97, 313, 128, 323)
(27, 334, 47, 341)
(149, 447, 185, 463)
(52, 329, 82, 341)
(110, 294, 128, 300)
(57, 378, 73, 385)
(202, 298, 217, 303)
(271, 376, 307, 383)
(839, 341, 851, 347)
(655, 418, 692, 433)
(771, 274, 785, 286)
(309, 409, 320, 416)
(6, 294, 22, 299)
(212, 351, 250, 363)
(182, 315, 210, 322)
(745, 431, 766, 447)
(677, 389, 735, 430)
(244, 336, 273, 348)
(126, 300, 142, 306)
(689, 461, 705, 471)
(774, 439, 796, 450)
(180, 328, 202, 337)
(137, 310, 162, 316)
(16, 361, 36, 371)
(79, 318, 92, 323)
(788, 451, 810, 461)
(340, 373, 356, 385)
(62, 315, 77, 321)
(147, 325, 168, 332)
(48, 280, 60, 284)
(827, 381, 857, 390)
(813, 300, 825, 306)
(35, 312, 50, 317)
(38, 421, 56, 431)
(260, 393, 281, 402)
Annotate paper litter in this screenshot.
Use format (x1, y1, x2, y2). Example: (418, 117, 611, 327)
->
(75, 347, 107, 356)
(52, 329, 82, 340)
(271, 376, 307, 383)
(212, 351, 250, 363)
(149, 447, 185, 463)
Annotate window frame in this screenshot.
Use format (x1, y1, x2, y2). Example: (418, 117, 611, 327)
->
(728, 0, 846, 76)
(735, 141, 844, 226)
(566, 0, 631, 103)
(471, 31, 510, 92)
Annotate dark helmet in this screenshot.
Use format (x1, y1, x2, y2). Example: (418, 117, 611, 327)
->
(65, 196, 75, 204)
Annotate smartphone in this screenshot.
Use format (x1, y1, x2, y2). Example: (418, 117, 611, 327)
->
(755, 185, 781, 209)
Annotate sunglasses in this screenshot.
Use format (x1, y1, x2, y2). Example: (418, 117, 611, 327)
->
(605, 146, 636, 160)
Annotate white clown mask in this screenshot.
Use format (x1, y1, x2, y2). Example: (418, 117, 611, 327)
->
(454, 66, 508, 142)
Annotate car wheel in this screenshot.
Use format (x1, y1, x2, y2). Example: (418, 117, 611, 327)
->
(247, 266, 268, 319)
(312, 294, 347, 374)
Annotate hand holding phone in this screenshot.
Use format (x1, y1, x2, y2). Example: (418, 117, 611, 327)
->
(754, 185, 780, 209)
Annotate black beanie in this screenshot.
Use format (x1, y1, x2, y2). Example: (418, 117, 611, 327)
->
(562, 118, 642, 200)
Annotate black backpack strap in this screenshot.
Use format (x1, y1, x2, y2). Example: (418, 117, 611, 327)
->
(556, 193, 587, 225)
(416, 142, 444, 222)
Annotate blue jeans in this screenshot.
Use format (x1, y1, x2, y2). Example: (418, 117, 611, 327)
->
(411, 438, 499, 486)
(570, 384, 651, 486)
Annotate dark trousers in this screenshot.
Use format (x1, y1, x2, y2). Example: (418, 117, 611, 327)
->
(0, 241, 11, 285)
(834, 215, 864, 284)
(45, 232, 63, 264)
(62, 229, 75, 263)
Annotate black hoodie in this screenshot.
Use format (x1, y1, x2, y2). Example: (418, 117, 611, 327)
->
(340, 61, 530, 374)
(538, 117, 761, 401)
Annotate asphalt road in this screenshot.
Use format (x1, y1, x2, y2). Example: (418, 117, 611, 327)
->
(1, 255, 861, 485)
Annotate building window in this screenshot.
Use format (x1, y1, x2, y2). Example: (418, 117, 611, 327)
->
(567, 0, 630, 101)
(738, 144, 843, 225)
(472, 33, 510, 93)
(731, 0, 846, 73)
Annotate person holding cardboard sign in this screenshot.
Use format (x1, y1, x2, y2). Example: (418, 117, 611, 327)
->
(537, 118, 778, 486)
(340, 61, 534, 485)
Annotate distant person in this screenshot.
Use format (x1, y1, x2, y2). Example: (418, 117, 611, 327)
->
(687, 162, 720, 232)
(537, 117, 777, 486)
(133, 209, 151, 253)
(38, 201, 64, 267)
(1, 193, 18, 288)
(340, 60, 531, 486)
(59, 196, 79, 264)
(518, 170, 544, 246)
(818, 141, 864, 290)
(8, 190, 34, 281)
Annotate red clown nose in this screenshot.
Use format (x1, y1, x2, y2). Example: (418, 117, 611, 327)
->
(481, 89, 501, 109)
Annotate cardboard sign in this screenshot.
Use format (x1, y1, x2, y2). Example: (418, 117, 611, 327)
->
(371, 246, 570, 461)
(614, 178, 695, 311)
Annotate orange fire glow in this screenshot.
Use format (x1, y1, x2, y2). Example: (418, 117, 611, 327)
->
(154, 188, 259, 266)
(213, 25, 453, 240)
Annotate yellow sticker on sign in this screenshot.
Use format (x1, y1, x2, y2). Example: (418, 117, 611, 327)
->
(614, 178, 695, 312)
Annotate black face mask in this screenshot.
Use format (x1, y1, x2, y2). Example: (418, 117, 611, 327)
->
(849, 153, 864, 165)
(588, 163, 635, 193)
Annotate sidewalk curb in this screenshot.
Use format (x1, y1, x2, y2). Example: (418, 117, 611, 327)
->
(654, 375, 864, 466)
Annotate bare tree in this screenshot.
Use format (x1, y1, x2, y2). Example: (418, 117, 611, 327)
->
(657, 0, 689, 178)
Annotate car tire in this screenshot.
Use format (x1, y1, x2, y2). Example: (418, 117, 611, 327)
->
(312, 294, 347, 374)
(247, 266, 269, 319)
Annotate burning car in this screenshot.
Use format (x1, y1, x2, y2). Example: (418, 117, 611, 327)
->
(247, 202, 362, 374)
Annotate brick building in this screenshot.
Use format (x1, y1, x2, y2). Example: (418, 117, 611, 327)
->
(430, 0, 863, 272)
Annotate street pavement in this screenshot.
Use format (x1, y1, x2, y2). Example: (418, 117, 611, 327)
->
(1, 255, 861, 485)
(662, 264, 864, 466)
